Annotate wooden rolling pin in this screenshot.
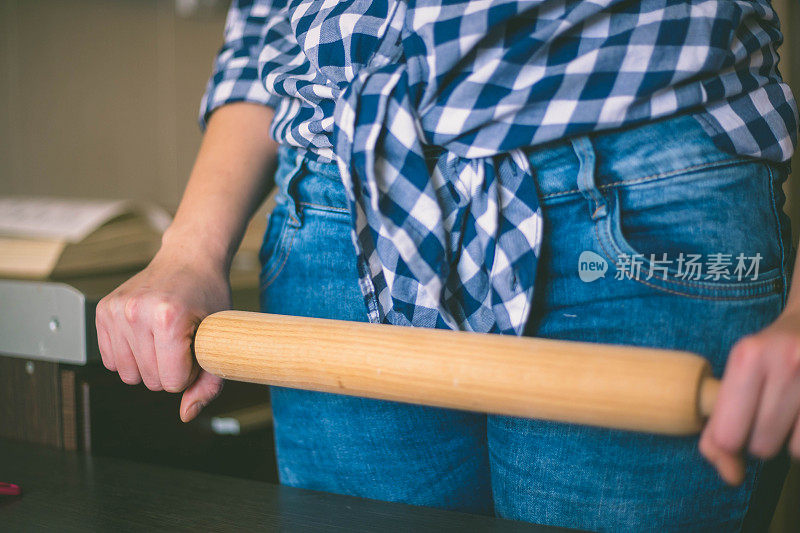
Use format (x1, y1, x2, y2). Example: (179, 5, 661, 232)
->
(194, 310, 720, 435)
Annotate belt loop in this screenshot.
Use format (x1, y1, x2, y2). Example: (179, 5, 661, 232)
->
(571, 136, 607, 220)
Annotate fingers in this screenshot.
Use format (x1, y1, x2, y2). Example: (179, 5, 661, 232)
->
(96, 291, 197, 393)
(121, 297, 163, 391)
(749, 345, 800, 458)
(152, 302, 196, 393)
(108, 317, 142, 386)
(700, 337, 766, 485)
(701, 331, 800, 485)
(127, 326, 162, 392)
(96, 319, 116, 372)
(180, 370, 224, 423)
(699, 427, 746, 486)
(97, 293, 143, 386)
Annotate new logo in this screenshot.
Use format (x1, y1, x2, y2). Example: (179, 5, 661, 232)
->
(578, 251, 608, 282)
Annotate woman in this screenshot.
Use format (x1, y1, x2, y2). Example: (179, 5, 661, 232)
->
(96, 0, 799, 530)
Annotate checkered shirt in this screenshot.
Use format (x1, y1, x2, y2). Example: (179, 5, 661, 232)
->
(201, 0, 798, 335)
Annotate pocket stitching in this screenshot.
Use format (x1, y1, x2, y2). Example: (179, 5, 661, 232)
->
(594, 223, 780, 301)
(259, 213, 284, 278)
(593, 190, 783, 301)
(598, 158, 743, 192)
(260, 224, 299, 291)
(610, 191, 782, 292)
(542, 157, 743, 201)
(259, 209, 291, 288)
(297, 201, 349, 214)
(603, 209, 782, 291)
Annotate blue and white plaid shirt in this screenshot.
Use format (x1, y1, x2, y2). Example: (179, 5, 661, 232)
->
(201, 0, 798, 335)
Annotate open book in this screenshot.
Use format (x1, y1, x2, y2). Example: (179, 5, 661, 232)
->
(0, 197, 172, 279)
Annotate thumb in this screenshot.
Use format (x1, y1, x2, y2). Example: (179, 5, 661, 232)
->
(179, 368, 224, 422)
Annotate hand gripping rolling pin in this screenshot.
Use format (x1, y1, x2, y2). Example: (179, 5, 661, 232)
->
(193, 310, 720, 435)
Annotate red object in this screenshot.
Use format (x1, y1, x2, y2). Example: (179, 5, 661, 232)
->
(0, 482, 21, 496)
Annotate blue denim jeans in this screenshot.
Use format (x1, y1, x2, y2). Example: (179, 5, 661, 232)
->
(258, 113, 794, 531)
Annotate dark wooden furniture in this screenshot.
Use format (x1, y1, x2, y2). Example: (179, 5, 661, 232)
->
(0, 272, 276, 481)
(0, 438, 569, 532)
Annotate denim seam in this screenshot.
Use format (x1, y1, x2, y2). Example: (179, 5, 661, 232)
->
(258, 211, 289, 283)
(594, 212, 781, 301)
(260, 225, 299, 290)
(541, 157, 741, 200)
(297, 201, 349, 213)
(765, 163, 789, 308)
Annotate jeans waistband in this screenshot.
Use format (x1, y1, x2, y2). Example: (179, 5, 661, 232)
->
(526, 112, 753, 199)
(275, 112, 760, 209)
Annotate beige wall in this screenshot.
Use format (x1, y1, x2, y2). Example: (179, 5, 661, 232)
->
(1, 0, 799, 222)
(1, 0, 799, 220)
(0, 0, 227, 211)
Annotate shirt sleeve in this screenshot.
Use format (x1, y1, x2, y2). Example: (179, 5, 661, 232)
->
(198, 0, 284, 130)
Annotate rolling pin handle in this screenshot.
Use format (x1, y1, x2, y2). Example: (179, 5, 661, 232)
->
(699, 376, 721, 419)
(195, 311, 723, 435)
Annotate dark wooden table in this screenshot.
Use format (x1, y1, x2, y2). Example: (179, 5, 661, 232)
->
(0, 438, 573, 532)
(0, 272, 280, 482)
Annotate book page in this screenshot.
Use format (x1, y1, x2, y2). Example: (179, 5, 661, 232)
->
(0, 197, 170, 243)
